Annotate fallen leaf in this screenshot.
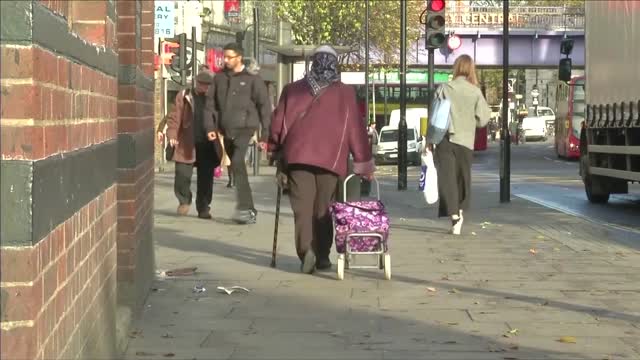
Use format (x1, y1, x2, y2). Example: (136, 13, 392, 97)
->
(441, 275, 450, 281)
(558, 336, 577, 344)
(508, 329, 519, 334)
(165, 267, 197, 277)
(136, 352, 155, 357)
(449, 288, 459, 294)
(536, 235, 546, 240)
(474, 301, 480, 305)
(447, 322, 459, 325)
(554, 247, 560, 251)
(163, 354, 175, 358)
(162, 333, 174, 339)
(529, 248, 537, 255)
(509, 344, 519, 350)
(426, 287, 437, 292)
(482, 226, 487, 229)
(471, 232, 477, 236)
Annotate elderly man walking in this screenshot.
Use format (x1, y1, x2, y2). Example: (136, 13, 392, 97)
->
(166, 70, 221, 219)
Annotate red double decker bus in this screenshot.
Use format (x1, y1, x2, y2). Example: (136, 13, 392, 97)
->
(555, 76, 585, 159)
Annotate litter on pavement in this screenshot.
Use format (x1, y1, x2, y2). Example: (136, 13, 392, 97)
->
(217, 286, 250, 295)
(192, 285, 206, 293)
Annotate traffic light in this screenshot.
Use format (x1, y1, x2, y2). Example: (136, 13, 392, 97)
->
(161, 41, 179, 65)
(168, 33, 191, 85)
(559, 58, 572, 82)
(425, 0, 446, 49)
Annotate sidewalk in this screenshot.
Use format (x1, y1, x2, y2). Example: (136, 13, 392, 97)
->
(124, 165, 640, 360)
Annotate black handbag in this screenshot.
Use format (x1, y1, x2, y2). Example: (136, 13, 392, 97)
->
(165, 145, 175, 161)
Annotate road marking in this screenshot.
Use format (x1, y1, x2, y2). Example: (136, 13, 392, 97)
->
(515, 193, 640, 235)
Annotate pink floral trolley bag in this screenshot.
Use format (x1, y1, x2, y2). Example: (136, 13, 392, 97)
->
(329, 174, 391, 280)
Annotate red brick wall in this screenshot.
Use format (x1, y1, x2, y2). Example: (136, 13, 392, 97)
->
(1, 0, 155, 359)
(115, 0, 156, 310)
(1, 188, 117, 359)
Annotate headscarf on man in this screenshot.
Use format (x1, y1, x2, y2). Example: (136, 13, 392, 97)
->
(306, 45, 340, 96)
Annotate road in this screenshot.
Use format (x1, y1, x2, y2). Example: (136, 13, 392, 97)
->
(376, 139, 640, 233)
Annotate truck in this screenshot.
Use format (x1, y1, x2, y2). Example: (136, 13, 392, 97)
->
(577, 0, 640, 203)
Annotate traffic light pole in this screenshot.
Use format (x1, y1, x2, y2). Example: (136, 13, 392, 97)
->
(252, 7, 260, 176)
(500, 0, 511, 203)
(398, 0, 408, 191)
(178, 33, 187, 86)
(427, 48, 435, 117)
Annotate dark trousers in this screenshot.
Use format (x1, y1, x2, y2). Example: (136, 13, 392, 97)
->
(224, 130, 254, 211)
(288, 165, 339, 261)
(434, 137, 473, 217)
(174, 142, 219, 212)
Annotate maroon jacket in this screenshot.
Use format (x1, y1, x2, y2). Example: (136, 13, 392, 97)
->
(268, 79, 375, 178)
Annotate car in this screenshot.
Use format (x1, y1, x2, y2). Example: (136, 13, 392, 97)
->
(528, 106, 556, 129)
(521, 116, 547, 141)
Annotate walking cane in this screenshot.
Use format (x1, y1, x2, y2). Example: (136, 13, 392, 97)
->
(270, 182, 282, 268)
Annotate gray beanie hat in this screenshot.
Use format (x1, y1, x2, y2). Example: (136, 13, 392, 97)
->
(196, 70, 214, 84)
(313, 45, 338, 58)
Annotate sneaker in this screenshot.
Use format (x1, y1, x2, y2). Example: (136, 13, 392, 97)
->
(301, 250, 316, 274)
(315, 257, 332, 271)
(232, 209, 256, 224)
(451, 212, 463, 235)
(177, 204, 190, 216)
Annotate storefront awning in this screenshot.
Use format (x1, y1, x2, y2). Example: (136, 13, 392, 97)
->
(264, 44, 354, 58)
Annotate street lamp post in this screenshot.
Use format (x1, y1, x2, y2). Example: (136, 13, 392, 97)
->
(398, 0, 408, 190)
(500, 0, 511, 203)
(252, 7, 260, 176)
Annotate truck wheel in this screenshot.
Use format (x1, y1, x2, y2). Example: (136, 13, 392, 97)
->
(584, 174, 610, 204)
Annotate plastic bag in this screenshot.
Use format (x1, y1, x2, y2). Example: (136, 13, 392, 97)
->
(214, 166, 222, 178)
(420, 151, 438, 204)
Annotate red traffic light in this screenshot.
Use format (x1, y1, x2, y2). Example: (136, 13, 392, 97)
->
(429, 0, 445, 12)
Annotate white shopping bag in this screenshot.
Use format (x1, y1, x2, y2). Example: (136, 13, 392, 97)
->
(420, 151, 439, 204)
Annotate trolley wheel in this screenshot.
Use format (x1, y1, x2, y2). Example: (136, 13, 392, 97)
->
(337, 254, 345, 280)
(383, 254, 391, 280)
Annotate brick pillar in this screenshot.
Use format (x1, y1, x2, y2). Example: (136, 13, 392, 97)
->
(1, 1, 119, 359)
(115, 0, 156, 320)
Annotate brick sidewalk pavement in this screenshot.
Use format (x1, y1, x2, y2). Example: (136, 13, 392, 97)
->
(123, 166, 640, 360)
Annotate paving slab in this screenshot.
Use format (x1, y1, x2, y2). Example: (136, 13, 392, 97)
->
(123, 167, 640, 360)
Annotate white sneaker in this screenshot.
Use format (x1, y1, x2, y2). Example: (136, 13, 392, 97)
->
(451, 213, 463, 235)
(301, 249, 316, 274)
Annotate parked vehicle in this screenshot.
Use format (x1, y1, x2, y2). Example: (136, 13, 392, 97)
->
(376, 126, 422, 165)
(521, 116, 547, 141)
(574, 1, 640, 204)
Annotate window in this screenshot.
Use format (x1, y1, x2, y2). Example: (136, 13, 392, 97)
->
(379, 129, 416, 142)
(539, 109, 554, 116)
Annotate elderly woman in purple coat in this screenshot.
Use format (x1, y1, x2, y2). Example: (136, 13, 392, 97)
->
(268, 45, 375, 274)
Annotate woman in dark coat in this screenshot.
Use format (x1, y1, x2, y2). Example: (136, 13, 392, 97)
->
(268, 45, 375, 274)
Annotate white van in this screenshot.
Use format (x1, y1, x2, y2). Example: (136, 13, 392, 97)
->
(388, 108, 428, 130)
(376, 126, 422, 165)
(521, 116, 547, 141)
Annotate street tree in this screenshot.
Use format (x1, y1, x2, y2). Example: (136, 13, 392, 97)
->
(276, 0, 425, 64)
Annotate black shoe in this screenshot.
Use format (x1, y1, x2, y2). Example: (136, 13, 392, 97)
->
(315, 257, 332, 271)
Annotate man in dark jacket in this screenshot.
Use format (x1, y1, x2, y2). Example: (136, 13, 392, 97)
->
(166, 70, 220, 219)
(205, 42, 272, 224)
